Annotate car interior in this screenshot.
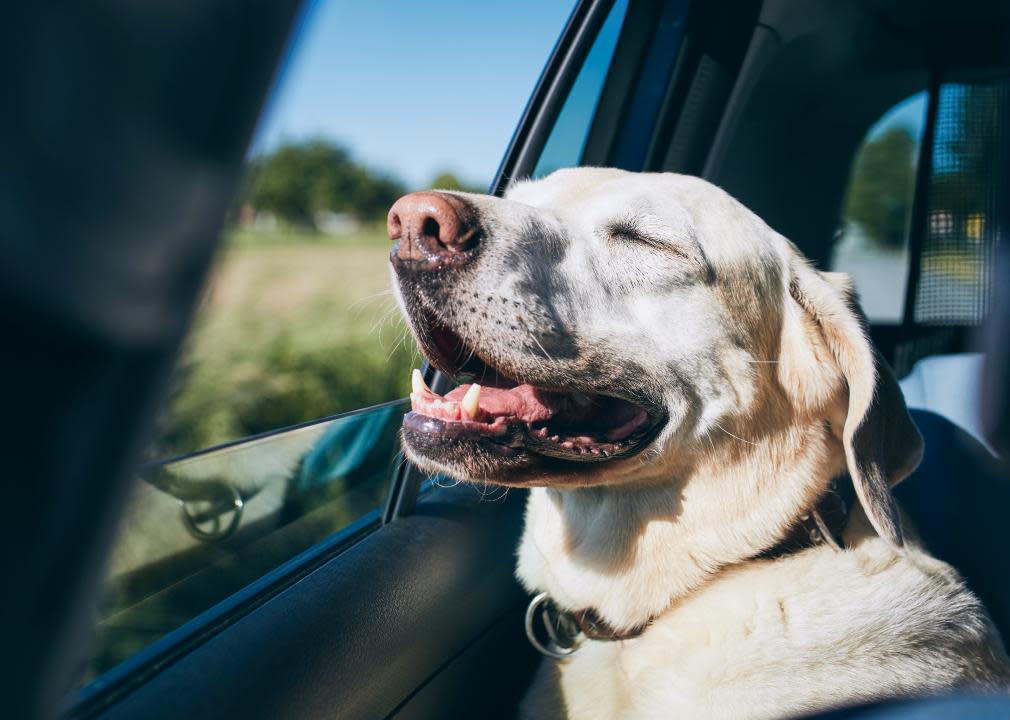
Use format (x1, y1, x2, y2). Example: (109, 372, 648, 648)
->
(5, 0, 1010, 718)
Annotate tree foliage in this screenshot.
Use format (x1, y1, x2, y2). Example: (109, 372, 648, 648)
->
(428, 170, 483, 193)
(243, 140, 405, 226)
(842, 126, 917, 249)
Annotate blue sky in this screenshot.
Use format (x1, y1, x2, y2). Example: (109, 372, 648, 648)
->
(251, 0, 576, 189)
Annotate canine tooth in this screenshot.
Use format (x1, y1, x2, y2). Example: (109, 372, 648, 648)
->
(411, 368, 429, 395)
(461, 383, 481, 418)
(561, 441, 574, 449)
(550, 435, 560, 442)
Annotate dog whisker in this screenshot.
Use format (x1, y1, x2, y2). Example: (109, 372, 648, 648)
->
(530, 333, 554, 363)
(713, 421, 756, 446)
(348, 288, 395, 312)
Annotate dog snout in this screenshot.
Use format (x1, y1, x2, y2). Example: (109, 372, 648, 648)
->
(388, 191, 481, 268)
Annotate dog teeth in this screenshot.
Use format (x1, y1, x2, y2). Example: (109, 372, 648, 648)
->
(411, 368, 430, 395)
(461, 383, 481, 418)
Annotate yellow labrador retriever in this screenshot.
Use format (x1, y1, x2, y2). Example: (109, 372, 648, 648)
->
(387, 168, 1010, 719)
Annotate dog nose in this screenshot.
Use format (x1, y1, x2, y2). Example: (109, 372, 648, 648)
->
(388, 191, 480, 266)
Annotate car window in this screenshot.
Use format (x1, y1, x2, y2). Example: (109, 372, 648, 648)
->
(831, 91, 928, 323)
(534, 0, 630, 178)
(80, 0, 575, 691)
(913, 77, 1010, 325)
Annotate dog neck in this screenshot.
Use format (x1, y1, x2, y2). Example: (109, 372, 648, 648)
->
(515, 415, 847, 632)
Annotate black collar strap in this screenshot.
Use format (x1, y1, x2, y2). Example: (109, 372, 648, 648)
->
(525, 474, 855, 659)
(757, 472, 854, 560)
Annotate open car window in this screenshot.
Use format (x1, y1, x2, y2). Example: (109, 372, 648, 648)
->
(78, 0, 577, 694)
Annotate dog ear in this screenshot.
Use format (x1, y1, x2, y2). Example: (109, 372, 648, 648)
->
(788, 259, 923, 549)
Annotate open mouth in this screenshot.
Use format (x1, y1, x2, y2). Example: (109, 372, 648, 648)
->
(403, 313, 662, 465)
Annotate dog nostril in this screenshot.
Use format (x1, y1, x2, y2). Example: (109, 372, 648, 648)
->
(388, 190, 480, 265)
(421, 216, 443, 248)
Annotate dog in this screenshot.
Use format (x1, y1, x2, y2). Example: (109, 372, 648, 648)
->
(387, 167, 1010, 719)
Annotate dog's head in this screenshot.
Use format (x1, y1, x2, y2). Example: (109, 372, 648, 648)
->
(389, 168, 922, 547)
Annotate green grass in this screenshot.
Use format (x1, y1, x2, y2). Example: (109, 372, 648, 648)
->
(153, 225, 419, 459)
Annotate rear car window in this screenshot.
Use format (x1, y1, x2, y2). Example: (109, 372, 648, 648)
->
(831, 92, 928, 323)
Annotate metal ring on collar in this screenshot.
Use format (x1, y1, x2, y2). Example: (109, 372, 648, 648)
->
(525, 592, 580, 660)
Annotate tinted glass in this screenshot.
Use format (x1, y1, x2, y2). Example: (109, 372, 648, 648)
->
(533, 0, 629, 178)
(83, 402, 405, 685)
(608, 0, 688, 169)
(914, 77, 1010, 325)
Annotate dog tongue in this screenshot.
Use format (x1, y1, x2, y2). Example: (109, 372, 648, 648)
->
(411, 379, 564, 424)
(450, 383, 566, 421)
(407, 369, 647, 441)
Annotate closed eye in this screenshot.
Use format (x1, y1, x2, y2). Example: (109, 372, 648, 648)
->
(603, 218, 692, 261)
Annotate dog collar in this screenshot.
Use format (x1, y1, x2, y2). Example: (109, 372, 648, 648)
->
(525, 474, 855, 659)
(757, 473, 854, 560)
(524, 592, 648, 659)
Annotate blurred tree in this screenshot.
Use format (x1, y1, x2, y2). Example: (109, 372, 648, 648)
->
(843, 126, 918, 249)
(428, 170, 484, 193)
(244, 139, 405, 226)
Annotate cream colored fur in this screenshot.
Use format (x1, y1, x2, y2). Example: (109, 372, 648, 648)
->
(394, 167, 1010, 718)
(501, 169, 1010, 718)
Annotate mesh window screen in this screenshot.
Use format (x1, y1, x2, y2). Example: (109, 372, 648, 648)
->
(914, 77, 1010, 325)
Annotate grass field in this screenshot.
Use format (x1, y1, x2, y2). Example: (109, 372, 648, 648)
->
(152, 226, 419, 459)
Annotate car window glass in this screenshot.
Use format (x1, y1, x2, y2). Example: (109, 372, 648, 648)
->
(913, 77, 1010, 325)
(79, 0, 575, 692)
(831, 91, 928, 323)
(83, 402, 405, 687)
(534, 0, 629, 178)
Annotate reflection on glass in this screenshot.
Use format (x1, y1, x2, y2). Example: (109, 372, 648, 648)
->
(533, 0, 629, 178)
(83, 401, 406, 685)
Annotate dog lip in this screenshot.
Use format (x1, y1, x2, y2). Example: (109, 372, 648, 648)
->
(389, 243, 480, 272)
(402, 401, 665, 465)
(403, 412, 523, 457)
